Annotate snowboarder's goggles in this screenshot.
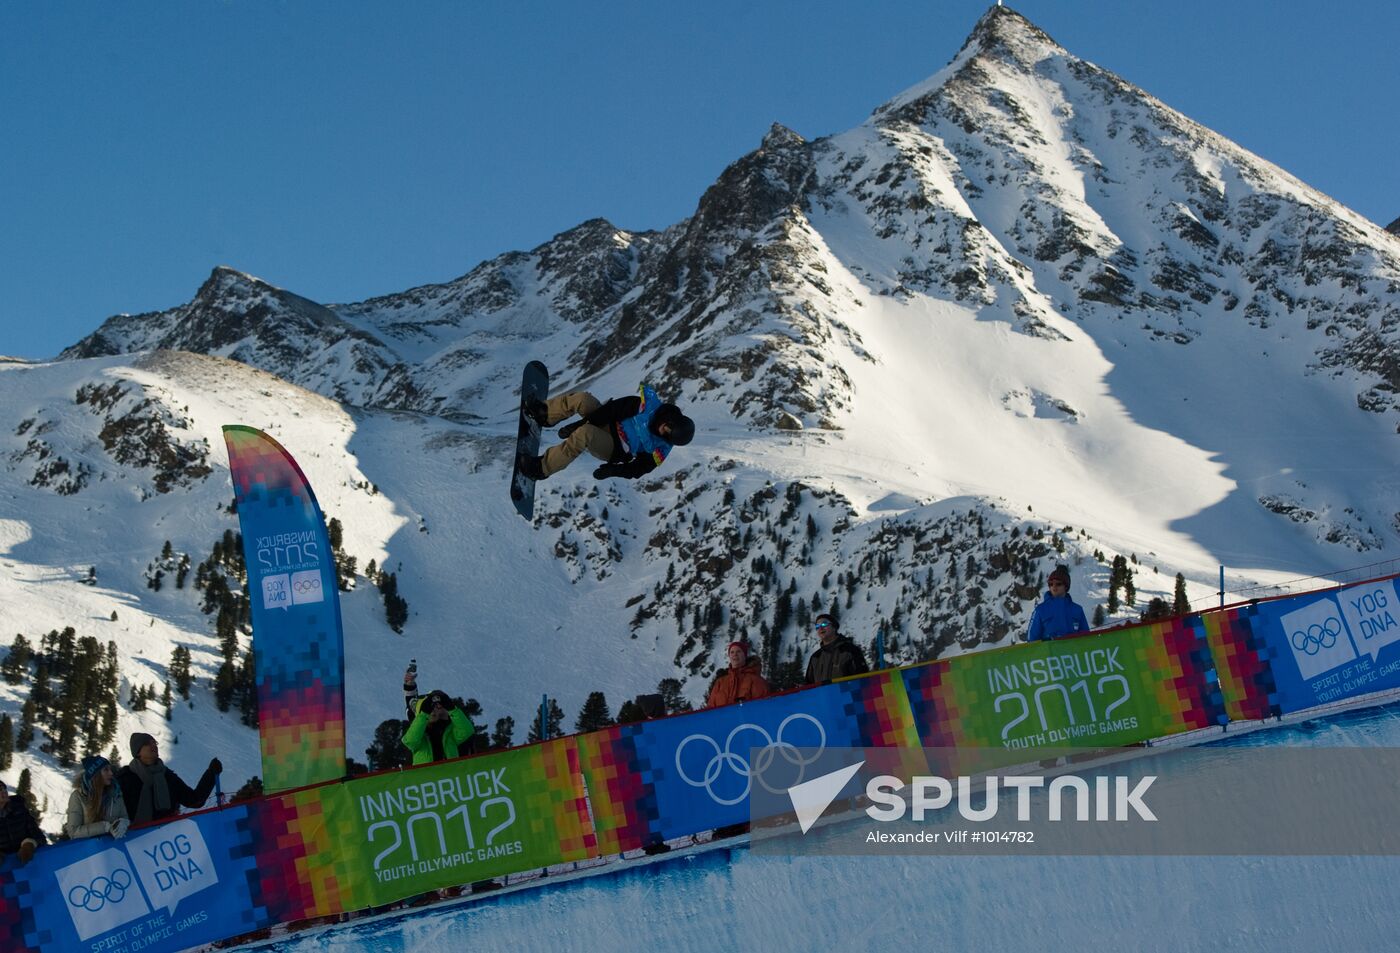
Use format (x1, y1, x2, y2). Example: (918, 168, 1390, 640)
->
(815, 621, 831, 629)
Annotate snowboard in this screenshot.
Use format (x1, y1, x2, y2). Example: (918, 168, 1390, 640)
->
(509, 361, 550, 521)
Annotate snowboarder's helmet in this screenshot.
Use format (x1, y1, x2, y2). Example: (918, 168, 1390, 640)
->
(652, 403, 695, 446)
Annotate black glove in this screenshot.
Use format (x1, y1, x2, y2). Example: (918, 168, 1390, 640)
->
(593, 464, 624, 480)
(558, 419, 583, 439)
(209, 757, 223, 776)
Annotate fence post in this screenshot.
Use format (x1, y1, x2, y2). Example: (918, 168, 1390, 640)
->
(1219, 565, 1225, 609)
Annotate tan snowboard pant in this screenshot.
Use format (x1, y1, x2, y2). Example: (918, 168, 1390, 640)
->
(540, 392, 617, 478)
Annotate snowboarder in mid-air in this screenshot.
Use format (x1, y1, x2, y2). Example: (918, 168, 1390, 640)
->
(518, 384, 694, 482)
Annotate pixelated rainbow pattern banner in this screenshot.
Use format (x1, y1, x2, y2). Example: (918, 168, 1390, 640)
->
(6, 577, 1399, 953)
(1200, 605, 1278, 721)
(223, 426, 347, 794)
(900, 616, 1226, 774)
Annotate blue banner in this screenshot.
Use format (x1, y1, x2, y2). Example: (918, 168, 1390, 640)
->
(1246, 577, 1400, 713)
(223, 426, 347, 792)
(3, 808, 264, 953)
(626, 685, 868, 838)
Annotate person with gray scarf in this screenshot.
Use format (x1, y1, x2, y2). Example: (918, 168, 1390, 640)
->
(115, 732, 222, 824)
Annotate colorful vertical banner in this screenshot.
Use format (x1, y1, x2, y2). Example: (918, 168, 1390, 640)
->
(222, 425, 347, 792)
(902, 618, 1226, 770)
(0, 805, 267, 953)
(1242, 577, 1400, 714)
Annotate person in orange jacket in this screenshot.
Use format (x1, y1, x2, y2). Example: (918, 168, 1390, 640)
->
(706, 640, 770, 708)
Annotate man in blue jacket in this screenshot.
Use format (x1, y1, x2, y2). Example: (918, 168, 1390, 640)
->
(519, 384, 694, 481)
(1027, 566, 1091, 641)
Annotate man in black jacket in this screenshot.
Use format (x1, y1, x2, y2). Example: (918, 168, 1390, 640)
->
(116, 732, 221, 825)
(519, 384, 694, 482)
(0, 779, 46, 864)
(804, 614, 870, 685)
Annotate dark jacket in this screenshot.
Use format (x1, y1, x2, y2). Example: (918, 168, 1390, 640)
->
(581, 388, 674, 480)
(0, 798, 47, 855)
(805, 635, 869, 685)
(1027, 592, 1090, 641)
(116, 761, 218, 824)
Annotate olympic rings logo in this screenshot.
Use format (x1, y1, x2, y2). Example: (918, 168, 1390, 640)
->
(67, 868, 132, 913)
(292, 578, 321, 593)
(1291, 616, 1342, 655)
(674, 714, 827, 806)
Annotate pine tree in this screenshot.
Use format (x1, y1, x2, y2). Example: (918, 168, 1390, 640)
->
(170, 646, 194, 699)
(2, 633, 31, 684)
(55, 701, 78, 766)
(574, 692, 614, 733)
(162, 681, 174, 720)
(17, 700, 35, 751)
(1173, 573, 1190, 614)
(100, 696, 118, 749)
(214, 660, 235, 711)
(16, 768, 37, 816)
(616, 700, 644, 724)
(490, 716, 515, 749)
(32, 660, 51, 713)
(0, 713, 12, 770)
(657, 678, 692, 715)
(379, 572, 408, 633)
(1092, 605, 1106, 627)
(1140, 597, 1172, 622)
(526, 700, 565, 743)
(232, 777, 264, 802)
(771, 591, 792, 639)
(365, 719, 411, 770)
(236, 650, 258, 727)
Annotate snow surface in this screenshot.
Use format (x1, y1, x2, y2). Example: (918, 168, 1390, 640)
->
(237, 701, 1400, 953)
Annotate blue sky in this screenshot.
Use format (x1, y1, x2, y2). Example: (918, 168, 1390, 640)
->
(3, 0, 1396, 360)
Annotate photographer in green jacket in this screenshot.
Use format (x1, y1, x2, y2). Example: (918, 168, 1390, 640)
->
(401, 689, 475, 765)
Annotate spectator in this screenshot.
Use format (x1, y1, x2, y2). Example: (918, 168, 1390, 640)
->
(0, 778, 46, 865)
(401, 690, 475, 765)
(707, 641, 770, 708)
(804, 614, 869, 685)
(65, 755, 129, 841)
(1027, 566, 1090, 642)
(518, 384, 694, 482)
(116, 733, 221, 824)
